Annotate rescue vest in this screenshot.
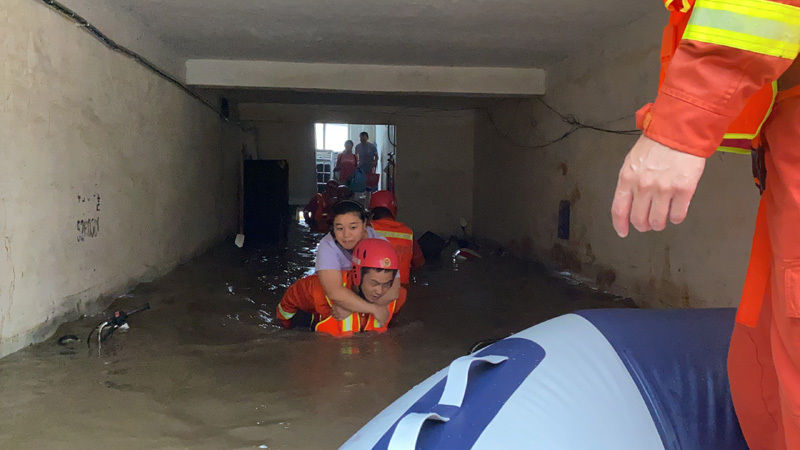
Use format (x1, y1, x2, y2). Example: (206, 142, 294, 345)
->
(660, 0, 777, 154)
(371, 218, 414, 284)
(315, 299, 398, 337)
(313, 272, 401, 337)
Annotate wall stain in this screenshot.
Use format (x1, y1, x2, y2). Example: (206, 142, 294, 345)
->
(0, 237, 16, 340)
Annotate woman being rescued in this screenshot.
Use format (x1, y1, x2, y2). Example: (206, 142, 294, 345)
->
(313, 200, 401, 326)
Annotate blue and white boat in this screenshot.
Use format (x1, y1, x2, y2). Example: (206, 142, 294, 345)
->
(342, 308, 747, 450)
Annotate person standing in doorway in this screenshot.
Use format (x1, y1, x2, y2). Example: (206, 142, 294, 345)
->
(610, 1, 800, 447)
(355, 131, 378, 175)
(334, 139, 357, 185)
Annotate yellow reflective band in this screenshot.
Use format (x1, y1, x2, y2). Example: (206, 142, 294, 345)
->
(685, 25, 800, 58)
(686, 0, 800, 59)
(715, 81, 777, 154)
(696, 0, 800, 24)
(314, 316, 332, 332)
(665, 0, 692, 12)
(277, 303, 295, 320)
(376, 230, 413, 240)
(716, 146, 752, 154)
(343, 315, 353, 332)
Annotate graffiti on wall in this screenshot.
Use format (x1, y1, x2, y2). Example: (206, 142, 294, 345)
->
(76, 192, 101, 243)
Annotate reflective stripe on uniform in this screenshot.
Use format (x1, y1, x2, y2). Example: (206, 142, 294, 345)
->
(717, 81, 777, 152)
(342, 315, 354, 332)
(277, 303, 295, 320)
(664, 0, 692, 13)
(376, 230, 413, 240)
(685, 0, 800, 59)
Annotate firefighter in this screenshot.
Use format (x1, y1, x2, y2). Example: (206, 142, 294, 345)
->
(610, 1, 800, 447)
(369, 190, 425, 285)
(277, 239, 406, 337)
(303, 180, 340, 233)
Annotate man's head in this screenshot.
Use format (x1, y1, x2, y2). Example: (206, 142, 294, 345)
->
(325, 179, 339, 195)
(369, 190, 398, 219)
(350, 239, 398, 303)
(359, 131, 369, 144)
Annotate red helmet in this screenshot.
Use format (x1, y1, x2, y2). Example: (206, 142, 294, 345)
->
(325, 179, 339, 191)
(369, 190, 398, 219)
(351, 239, 399, 286)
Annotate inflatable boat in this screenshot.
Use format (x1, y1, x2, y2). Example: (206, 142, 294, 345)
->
(342, 308, 747, 450)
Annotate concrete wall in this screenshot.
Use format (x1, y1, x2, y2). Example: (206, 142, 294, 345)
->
(254, 121, 316, 204)
(0, 0, 252, 357)
(473, 11, 758, 309)
(241, 104, 474, 237)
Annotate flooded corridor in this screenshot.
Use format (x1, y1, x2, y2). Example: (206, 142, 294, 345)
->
(0, 223, 632, 449)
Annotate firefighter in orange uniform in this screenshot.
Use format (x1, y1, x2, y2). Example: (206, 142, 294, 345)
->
(276, 239, 406, 337)
(611, 1, 800, 448)
(303, 180, 342, 233)
(368, 190, 425, 286)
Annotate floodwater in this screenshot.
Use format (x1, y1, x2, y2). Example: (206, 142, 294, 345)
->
(0, 222, 633, 449)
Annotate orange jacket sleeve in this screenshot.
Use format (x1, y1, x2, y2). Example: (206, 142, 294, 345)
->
(640, 0, 800, 157)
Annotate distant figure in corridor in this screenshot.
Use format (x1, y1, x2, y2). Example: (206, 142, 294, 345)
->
(276, 239, 405, 336)
(334, 139, 357, 185)
(369, 190, 425, 285)
(355, 131, 378, 175)
(303, 180, 340, 233)
(314, 200, 400, 326)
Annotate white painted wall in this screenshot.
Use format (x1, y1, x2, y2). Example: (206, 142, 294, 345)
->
(0, 0, 251, 357)
(473, 11, 757, 309)
(241, 104, 474, 237)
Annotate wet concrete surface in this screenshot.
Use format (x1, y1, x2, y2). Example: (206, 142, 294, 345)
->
(0, 223, 633, 449)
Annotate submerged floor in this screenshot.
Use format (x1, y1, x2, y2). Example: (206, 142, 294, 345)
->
(0, 223, 632, 449)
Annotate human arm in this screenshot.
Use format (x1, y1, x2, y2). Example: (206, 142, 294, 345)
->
(374, 276, 400, 306)
(611, 0, 800, 237)
(317, 269, 390, 323)
(334, 153, 342, 174)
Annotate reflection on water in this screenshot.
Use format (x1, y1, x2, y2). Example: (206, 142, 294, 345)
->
(0, 222, 632, 449)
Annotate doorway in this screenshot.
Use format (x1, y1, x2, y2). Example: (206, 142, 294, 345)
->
(314, 123, 396, 193)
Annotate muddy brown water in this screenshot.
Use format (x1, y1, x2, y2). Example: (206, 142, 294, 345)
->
(0, 223, 632, 449)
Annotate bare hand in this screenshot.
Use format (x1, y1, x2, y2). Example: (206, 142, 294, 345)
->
(331, 304, 350, 320)
(611, 135, 706, 237)
(371, 304, 390, 325)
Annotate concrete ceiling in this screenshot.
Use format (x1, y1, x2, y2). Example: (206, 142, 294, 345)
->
(106, 0, 657, 68)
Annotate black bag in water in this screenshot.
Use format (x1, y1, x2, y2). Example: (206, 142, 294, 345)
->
(418, 231, 447, 260)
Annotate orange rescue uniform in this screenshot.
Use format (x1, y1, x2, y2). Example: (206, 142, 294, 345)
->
(304, 193, 333, 233)
(371, 218, 425, 285)
(642, 1, 800, 447)
(276, 272, 405, 337)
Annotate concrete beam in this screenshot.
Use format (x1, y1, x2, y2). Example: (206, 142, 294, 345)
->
(185, 59, 546, 96)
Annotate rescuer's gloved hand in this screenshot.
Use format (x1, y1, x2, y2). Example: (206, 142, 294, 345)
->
(611, 135, 706, 237)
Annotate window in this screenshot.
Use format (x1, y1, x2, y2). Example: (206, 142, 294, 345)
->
(315, 123, 349, 150)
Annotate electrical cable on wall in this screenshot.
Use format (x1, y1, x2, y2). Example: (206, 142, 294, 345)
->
(487, 98, 640, 149)
(37, 0, 252, 134)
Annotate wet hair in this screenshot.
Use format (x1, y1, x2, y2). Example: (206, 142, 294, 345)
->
(359, 131, 369, 138)
(332, 200, 368, 222)
(345, 139, 354, 146)
(371, 207, 394, 221)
